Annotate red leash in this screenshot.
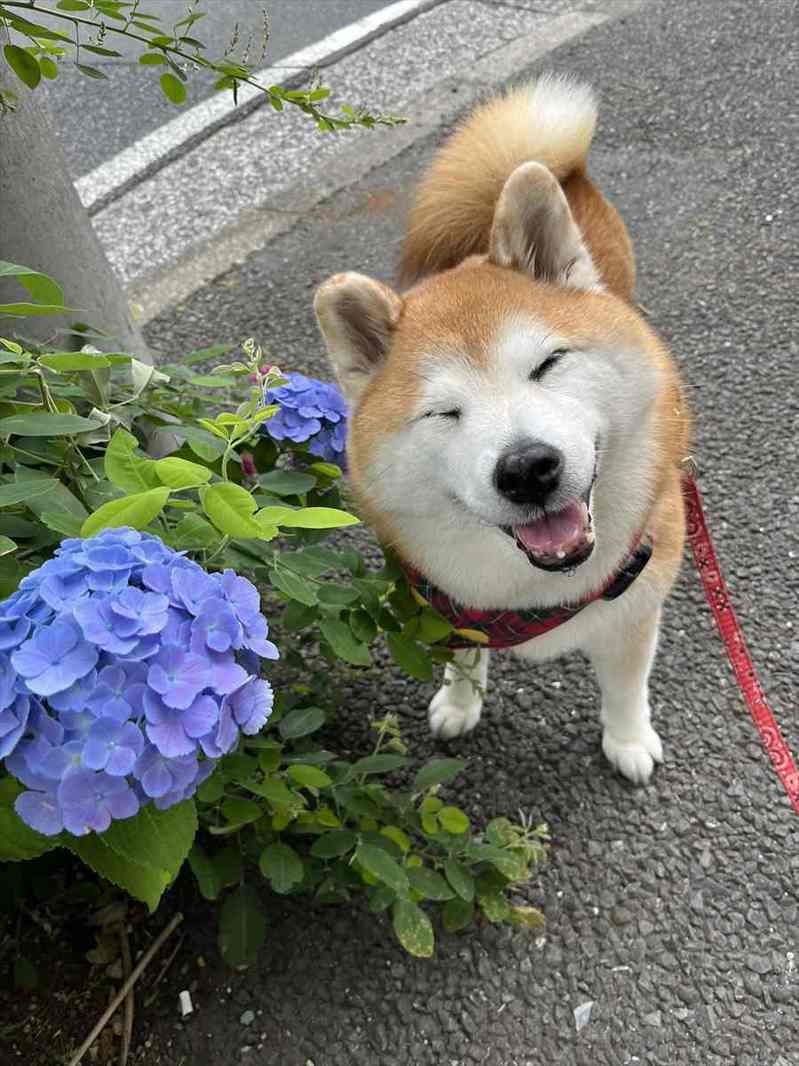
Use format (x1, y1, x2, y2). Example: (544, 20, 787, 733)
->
(682, 467, 799, 815)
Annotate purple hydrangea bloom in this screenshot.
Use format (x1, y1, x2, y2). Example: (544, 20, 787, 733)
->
(261, 371, 348, 465)
(0, 528, 278, 837)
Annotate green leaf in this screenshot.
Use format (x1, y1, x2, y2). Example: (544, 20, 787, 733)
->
(202, 481, 262, 539)
(56, 0, 91, 9)
(407, 866, 456, 901)
(0, 780, 59, 861)
(174, 424, 226, 461)
(243, 776, 297, 809)
(417, 607, 454, 643)
(0, 535, 16, 556)
(287, 764, 332, 789)
(0, 478, 58, 507)
(76, 63, 108, 80)
(100, 799, 197, 883)
(188, 844, 222, 901)
(310, 830, 358, 859)
(277, 507, 359, 530)
(82, 44, 122, 57)
(308, 460, 341, 479)
(218, 884, 266, 968)
(39, 352, 111, 372)
(509, 904, 545, 929)
(413, 758, 466, 792)
(269, 566, 318, 606)
(187, 374, 238, 388)
(81, 487, 170, 536)
(351, 753, 408, 775)
(221, 797, 262, 826)
(387, 633, 433, 681)
(355, 844, 409, 896)
(0, 13, 72, 43)
(349, 608, 378, 643)
(3, 45, 41, 90)
(68, 834, 168, 913)
(438, 806, 470, 834)
(275, 548, 335, 578)
(139, 52, 167, 65)
(0, 413, 103, 437)
(442, 897, 474, 933)
(153, 456, 213, 489)
(258, 469, 316, 496)
(392, 900, 434, 958)
(160, 71, 187, 104)
(469, 844, 528, 882)
(316, 583, 360, 606)
(38, 55, 58, 79)
(38, 511, 82, 537)
(172, 513, 219, 549)
(259, 842, 304, 894)
(444, 858, 475, 902)
(319, 618, 371, 667)
(197, 773, 225, 804)
(478, 891, 511, 923)
(278, 705, 325, 740)
(212, 845, 243, 889)
(0, 302, 71, 317)
(367, 884, 396, 913)
(0, 262, 63, 306)
(104, 428, 160, 492)
(281, 599, 318, 632)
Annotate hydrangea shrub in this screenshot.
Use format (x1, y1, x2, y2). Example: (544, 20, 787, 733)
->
(0, 312, 547, 962)
(1, 528, 277, 837)
(261, 371, 348, 465)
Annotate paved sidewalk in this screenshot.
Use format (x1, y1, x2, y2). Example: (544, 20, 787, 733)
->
(134, 1, 797, 1063)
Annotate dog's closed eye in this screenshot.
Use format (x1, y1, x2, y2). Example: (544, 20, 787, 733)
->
(424, 408, 461, 420)
(530, 349, 569, 382)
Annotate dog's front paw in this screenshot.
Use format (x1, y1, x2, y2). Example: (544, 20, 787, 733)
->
(428, 687, 482, 740)
(602, 723, 663, 785)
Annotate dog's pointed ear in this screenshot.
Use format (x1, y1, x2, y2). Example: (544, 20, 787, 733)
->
(489, 162, 602, 291)
(314, 272, 403, 404)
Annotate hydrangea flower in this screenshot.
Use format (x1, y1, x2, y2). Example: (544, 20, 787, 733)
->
(261, 371, 348, 465)
(1, 528, 278, 837)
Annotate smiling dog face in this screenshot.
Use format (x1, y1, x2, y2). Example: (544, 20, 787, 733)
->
(315, 162, 682, 609)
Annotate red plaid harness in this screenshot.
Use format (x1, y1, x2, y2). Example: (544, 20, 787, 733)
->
(403, 536, 654, 650)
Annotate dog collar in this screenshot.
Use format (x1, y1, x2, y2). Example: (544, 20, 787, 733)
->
(402, 536, 653, 650)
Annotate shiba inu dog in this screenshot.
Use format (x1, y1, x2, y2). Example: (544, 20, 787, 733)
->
(314, 75, 690, 785)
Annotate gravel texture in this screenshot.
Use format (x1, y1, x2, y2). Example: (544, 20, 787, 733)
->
(135, 0, 798, 1062)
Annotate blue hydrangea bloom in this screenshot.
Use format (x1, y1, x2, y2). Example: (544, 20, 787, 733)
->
(261, 371, 348, 465)
(0, 528, 278, 837)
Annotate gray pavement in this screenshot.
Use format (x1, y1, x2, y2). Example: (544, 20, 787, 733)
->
(45, 0, 390, 178)
(134, 0, 798, 1063)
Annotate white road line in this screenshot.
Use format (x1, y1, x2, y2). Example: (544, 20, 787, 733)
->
(75, 0, 444, 214)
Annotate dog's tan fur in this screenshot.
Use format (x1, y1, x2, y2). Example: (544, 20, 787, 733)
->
(399, 80, 635, 300)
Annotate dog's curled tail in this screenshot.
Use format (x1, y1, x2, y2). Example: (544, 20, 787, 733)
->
(399, 74, 598, 286)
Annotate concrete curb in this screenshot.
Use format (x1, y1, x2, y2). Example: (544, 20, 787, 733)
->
(76, 0, 447, 217)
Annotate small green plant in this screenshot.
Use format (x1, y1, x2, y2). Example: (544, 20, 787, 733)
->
(0, 263, 548, 960)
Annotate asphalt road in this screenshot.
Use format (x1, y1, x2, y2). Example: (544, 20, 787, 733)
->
(53, 0, 799, 1062)
(44, 0, 389, 177)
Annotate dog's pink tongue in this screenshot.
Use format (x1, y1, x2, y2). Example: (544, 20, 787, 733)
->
(514, 501, 586, 557)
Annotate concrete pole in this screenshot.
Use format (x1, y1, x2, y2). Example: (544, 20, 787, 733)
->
(0, 88, 146, 355)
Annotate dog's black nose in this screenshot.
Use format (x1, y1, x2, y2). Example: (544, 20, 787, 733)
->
(494, 442, 564, 506)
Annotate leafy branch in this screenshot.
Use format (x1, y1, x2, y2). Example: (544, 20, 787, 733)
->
(0, 0, 404, 131)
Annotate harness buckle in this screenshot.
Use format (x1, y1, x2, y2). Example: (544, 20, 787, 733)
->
(680, 454, 699, 479)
